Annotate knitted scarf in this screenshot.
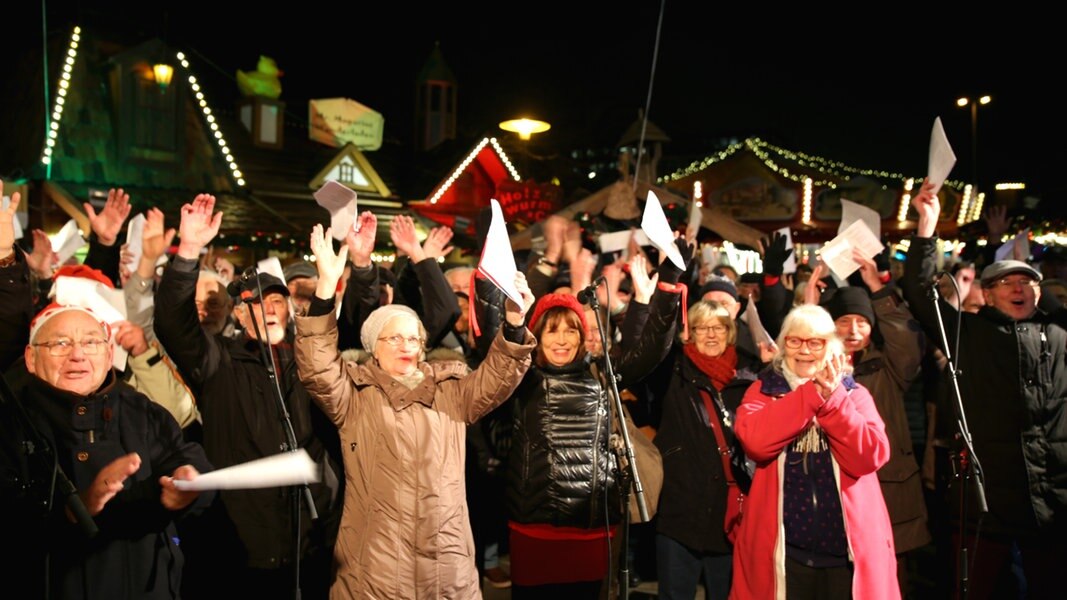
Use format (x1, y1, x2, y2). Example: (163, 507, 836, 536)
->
(683, 343, 737, 392)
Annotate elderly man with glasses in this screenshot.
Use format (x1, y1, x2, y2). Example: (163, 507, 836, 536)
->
(901, 181, 1067, 599)
(0, 186, 213, 599)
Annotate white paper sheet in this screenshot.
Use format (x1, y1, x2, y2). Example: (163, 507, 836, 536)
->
(994, 228, 1030, 262)
(477, 199, 522, 306)
(313, 181, 359, 241)
(55, 276, 129, 371)
(597, 229, 651, 254)
(2, 196, 24, 240)
(172, 449, 320, 491)
(685, 201, 703, 241)
(818, 220, 885, 281)
(839, 199, 881, 241)
(257, 257, 286, 286)
(927, 117, 957, 193)
(773, 226, 797, 275)
(125, 213, 146, 271)
(742, 294, 774, 348)
(641, 191, 685, 271)
(50, 219, 88, 264)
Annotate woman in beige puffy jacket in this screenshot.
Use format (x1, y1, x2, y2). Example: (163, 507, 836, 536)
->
(294, 224, 536, 599)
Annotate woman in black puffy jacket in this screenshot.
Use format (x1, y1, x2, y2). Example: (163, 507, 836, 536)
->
(504, 241, 689, 599)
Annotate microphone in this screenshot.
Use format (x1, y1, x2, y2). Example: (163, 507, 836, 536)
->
(226, 267, 259, 299)
(577, 277, 606, 305)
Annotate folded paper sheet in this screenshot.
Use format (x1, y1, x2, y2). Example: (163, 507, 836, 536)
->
(125, 213, 146, 271)
(819, 220, 885, 281)
(173, 449, 320, 491)
(51, 219, 88, 264)
(641, 191, 685, 271)
(314, 181, 359, 241)
(477, 199, 522, 306)
(927, 117, 957, 193)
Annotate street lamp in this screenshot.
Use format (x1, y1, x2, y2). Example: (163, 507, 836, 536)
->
(956, 95, 992, 188)
(499, 118, 551, 141)
(499, 118, 551, 180)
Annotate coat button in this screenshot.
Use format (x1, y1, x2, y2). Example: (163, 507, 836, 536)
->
(77, 451, 89, 462)
(76, 406, 87, 416)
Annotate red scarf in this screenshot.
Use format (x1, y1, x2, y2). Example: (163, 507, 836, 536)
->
(683, 343, 737, 392)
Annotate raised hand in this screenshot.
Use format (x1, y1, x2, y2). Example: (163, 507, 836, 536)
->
(601, 261, 624, 308)
(911, 178, 940, 238)
(345, 211, 377, 268)
(114, 321, 149, 357)
(142, 208, 176, 264)
(803, 263, 828, 305)
(85, 188, 132, 246)
(761, 231, 793, 277)
(561, 221, 583, 266)
(177, 194, 222, 259)
(505, 271, 536, 326)
(542, 215, 568, 263)
(0, 182, 20, 258)
(758, 340, 778, 364)
(628, 254, 658, 304)
(26, 229, 58, 278)
(984, 204, 1009, 242)
(852, 248, 884, 293)
(159, 464, 202, 511)
(422, 226, 454, 260)
(310, 223, 349, 300)
(569, 247, 597, 293)
(390, 214, 426, 262)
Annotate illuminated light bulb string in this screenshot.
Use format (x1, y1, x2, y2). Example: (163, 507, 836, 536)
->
(42, 26, 82, 168)
(175, 51, 245, 187)
(661, 137, 967, 192)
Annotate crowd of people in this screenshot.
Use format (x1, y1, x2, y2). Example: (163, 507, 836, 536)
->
(0, 178, 1065, 599)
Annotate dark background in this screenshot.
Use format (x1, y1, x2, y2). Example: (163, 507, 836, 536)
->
(5, 1, 1064, 200)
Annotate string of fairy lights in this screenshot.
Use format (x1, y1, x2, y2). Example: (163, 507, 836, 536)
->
(175, 51, 245, 187)
(428, 137, 521, 205)
(41, 26, 81, 167)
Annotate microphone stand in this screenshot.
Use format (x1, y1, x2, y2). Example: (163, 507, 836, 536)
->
(586, 290, 647, 600)
(244, 268, 318, 600)
(929, 273, 988, 600)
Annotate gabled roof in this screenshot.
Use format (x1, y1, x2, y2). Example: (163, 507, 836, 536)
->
(309, 143, 393, 199)
(407, 137, 521, 232)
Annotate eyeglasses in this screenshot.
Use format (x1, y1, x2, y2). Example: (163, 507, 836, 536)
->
(33, 338, 109, 357)
(692, 324, 728, 335)
(990, 277, 1039, 289)
(784, 336, 827, 351)
(377, 335, 425, 348)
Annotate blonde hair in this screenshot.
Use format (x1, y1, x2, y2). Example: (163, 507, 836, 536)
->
(686, 300, 737, 346)
(772, 304, 848, 374)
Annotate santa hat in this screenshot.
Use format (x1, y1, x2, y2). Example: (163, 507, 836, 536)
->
(528, 293, 588, 333)
(49, 264, 115, 298)
(29, 303, 111, 343)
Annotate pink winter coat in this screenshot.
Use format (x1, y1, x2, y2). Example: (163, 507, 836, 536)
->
(730, 372, 899, 600)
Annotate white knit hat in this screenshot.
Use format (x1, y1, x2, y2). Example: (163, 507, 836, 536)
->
(360, 305, 421, 353)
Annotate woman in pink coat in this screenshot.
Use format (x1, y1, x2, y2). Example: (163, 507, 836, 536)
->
(731, 304, 898, 600)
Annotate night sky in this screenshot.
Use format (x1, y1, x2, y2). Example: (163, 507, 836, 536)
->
(7, 2, 1065, 199)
